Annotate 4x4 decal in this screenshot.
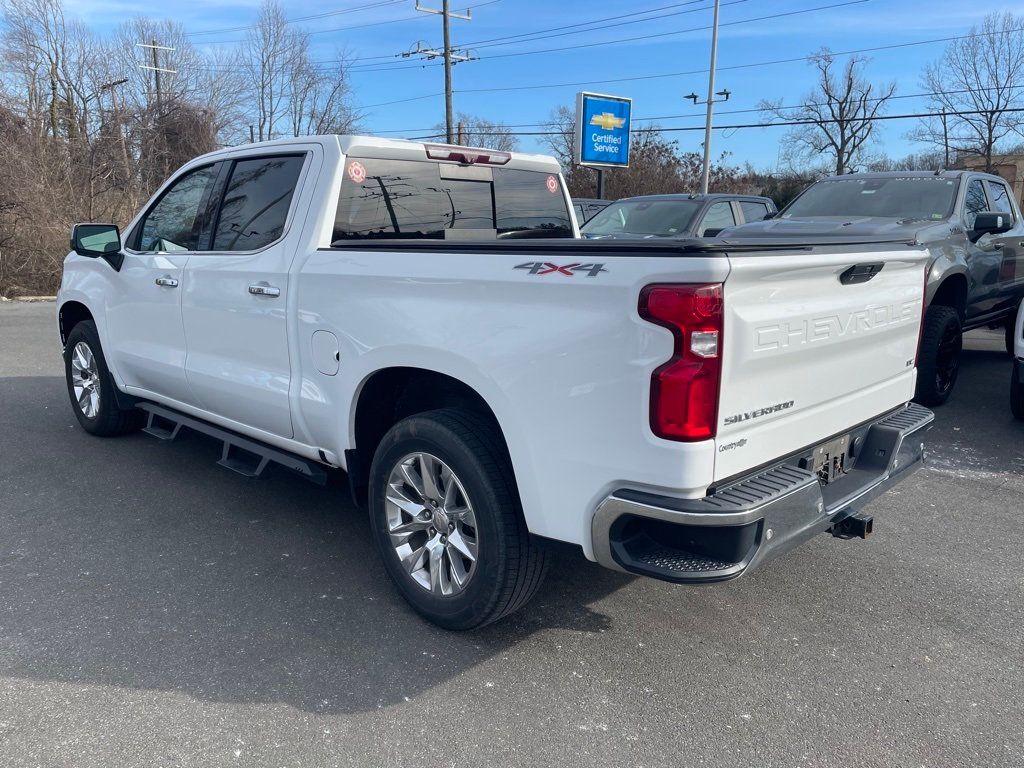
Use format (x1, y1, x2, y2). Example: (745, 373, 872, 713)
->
(515, 262, 607, 277)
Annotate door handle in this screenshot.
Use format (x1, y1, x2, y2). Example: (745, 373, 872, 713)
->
(839, 262, 884, 285)
(155, 276, 179, 287)
(248, 282, 281, 298)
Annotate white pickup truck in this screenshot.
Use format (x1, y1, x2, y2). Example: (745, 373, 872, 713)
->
(58, 135, 934, 629)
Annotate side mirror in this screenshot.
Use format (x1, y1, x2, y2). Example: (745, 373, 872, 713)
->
(70, 223, 124, 270)
(701, 228, 724, 238)
(969, 211, 1013, 242)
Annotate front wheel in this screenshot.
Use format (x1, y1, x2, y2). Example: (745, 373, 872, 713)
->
(63, 320, 141, 436)
(914, 305, 962, 407)
(368, 408, 548, 630)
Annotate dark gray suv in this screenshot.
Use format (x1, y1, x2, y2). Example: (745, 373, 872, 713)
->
(721, 171, 1024, 406)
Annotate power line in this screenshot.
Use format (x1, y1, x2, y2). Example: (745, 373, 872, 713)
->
(421, 0, 872, 64)
(363, 92, 447, 108)
(190, 1, 500, 46)
(365, 84, 1024, 133)
(185, 0, 406, 37)
(403, 107, 1024, 140)
(455, 26, 1024, 93)
(343, 0, 858, 72)
(199, 0, 856, 74)
(358, 28, 1024, 122)
(460, 0, 722, 49)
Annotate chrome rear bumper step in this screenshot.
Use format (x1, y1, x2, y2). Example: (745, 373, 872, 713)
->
(591, 403, 934, 584)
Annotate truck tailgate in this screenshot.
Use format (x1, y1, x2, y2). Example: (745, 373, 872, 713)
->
(714, 245, 928, 482)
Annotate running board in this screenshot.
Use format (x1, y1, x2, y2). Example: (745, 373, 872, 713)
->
(137, 402, 328, 485)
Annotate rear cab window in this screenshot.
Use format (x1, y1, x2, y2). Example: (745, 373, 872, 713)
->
(985, 180, 1016, 224)
(332, 158, 573, 242)
(211, 155, 305, 251)
(739, 200, 771, 223)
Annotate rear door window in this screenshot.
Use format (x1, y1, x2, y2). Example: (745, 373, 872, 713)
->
(986, 180, 1015, 223)
(332, 158, 572, 241)
(697, 201, 736, 236)
(739, 200, 771, 223)
(211, 155, 305, 251)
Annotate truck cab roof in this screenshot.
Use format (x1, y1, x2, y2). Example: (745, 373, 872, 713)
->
(189, 134, 564, 175)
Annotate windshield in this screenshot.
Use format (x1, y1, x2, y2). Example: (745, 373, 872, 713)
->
(783, 177, 958, 221)
(581, 198, 702, 237)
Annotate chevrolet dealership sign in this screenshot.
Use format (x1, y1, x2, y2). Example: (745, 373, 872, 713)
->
(575, 91, 632, 168)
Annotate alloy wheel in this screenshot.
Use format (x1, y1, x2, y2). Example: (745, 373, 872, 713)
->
(385, 451, 479, 596)
(70, 341, 101, 419)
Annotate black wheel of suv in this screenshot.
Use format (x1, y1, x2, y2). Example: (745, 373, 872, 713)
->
(1012, 366, 1024, 421)
(367, 407, 548, 630)
(914, 305, 962, 407)
(1006, 315, 1019, 357)
(63, 320, 141, 436)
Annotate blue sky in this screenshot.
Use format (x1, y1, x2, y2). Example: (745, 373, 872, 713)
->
(65, 0, 1024, 168)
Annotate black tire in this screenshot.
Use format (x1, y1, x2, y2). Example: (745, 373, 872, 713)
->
(368, 408, 548, 630)
(914, 305, 962, 407)
(64, 320, 141, 436)
(1006, 315, 1019, 357)
(1012, 364, 1024, 421)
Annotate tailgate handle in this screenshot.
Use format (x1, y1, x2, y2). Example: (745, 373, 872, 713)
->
(839, 262, 884, 285)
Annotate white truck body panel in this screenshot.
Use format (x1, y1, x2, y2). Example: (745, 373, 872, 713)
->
(58, 135, 929, 564)
(716, 250, 925, 481)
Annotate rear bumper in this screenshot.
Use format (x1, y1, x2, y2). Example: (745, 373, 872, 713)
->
(591, 403, 934, 583)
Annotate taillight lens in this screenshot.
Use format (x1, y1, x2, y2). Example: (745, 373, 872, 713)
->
(639, 283, 724, 441)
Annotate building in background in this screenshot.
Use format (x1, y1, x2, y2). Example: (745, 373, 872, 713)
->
(956, 154, 1024, 205)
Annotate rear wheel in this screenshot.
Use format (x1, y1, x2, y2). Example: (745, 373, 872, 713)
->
(63, 321, 141, 436)
(914, 306, 962, 407)
(368, 408, 547, 630)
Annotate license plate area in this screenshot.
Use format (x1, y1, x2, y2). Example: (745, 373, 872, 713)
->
(806, 434, 851, 485)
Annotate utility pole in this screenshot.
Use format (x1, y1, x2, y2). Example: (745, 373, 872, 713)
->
(136, 41, 177, 115)
(687, 0, 726, 194)
(941, 109, 949, 168)
(403, 1, 474, 144)
(100, 79, 131, 181)
(151, 39, 162, 111)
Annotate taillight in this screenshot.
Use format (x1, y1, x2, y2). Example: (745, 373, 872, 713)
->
(639, 283, 724, 442)
(424, 144, 511, 165)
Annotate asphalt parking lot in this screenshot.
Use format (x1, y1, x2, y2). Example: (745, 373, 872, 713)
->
(1, 300, 1022, 768)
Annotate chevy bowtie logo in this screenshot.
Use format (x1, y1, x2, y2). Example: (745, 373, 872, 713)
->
(589, 112, 625, 131)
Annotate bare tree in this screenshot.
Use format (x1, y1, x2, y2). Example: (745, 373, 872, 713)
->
(0, 0, 360, 296)
(540, 105, 739, 197)
(762, 49, 896, 175)
(243, 0, 300, 141)
(432, 112, 519, 150)
(288, 48, 359, 137)
(913, 12, 1024, 172)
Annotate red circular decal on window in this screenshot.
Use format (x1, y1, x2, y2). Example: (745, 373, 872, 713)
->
(348, 161, 367, 183)
(546, 175, 559, 194)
